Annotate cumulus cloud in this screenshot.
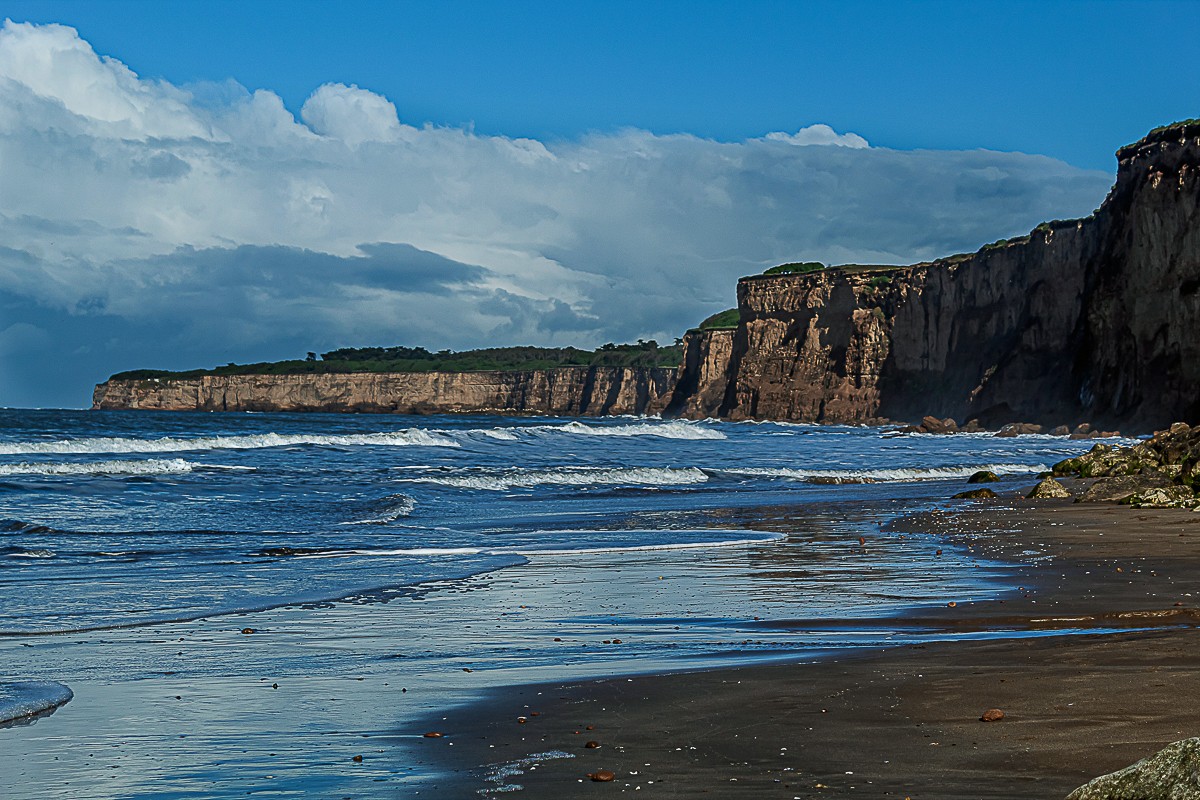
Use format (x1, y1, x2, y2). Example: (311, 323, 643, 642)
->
(764, 123, 869, 148)
(0, 21, 1114, 407)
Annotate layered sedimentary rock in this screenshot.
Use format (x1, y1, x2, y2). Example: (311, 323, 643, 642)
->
(664, 328, 735, 418)
(93, 367, 677, 416)
(668, 122, 1200, 431)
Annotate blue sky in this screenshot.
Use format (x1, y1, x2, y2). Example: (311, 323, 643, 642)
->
(0, 2, 1196, 407)
(6, 0, 1197, 170)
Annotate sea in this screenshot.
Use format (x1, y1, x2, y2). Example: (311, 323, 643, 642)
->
(0, 409, 1118, 797)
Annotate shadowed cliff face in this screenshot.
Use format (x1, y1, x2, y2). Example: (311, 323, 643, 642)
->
(668, 123, 1200, 433)
(93, 367, 676, 416)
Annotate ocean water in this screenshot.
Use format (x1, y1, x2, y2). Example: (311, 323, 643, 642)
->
(0, 409, 1114, 797)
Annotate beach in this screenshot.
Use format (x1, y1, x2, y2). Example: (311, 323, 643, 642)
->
(0, 410, 1177, 797)
(428, 500, 1200, 798)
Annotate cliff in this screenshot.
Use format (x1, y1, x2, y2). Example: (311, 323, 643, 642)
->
(93, 366, 676, 416)
(94, 123, 1199, 429)
(667, 121, 1200, 432)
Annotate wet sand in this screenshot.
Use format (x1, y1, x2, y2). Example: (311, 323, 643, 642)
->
(424, 499, 1200, 798)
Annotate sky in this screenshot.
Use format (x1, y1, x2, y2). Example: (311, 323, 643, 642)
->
(0, 1, 1196, 408)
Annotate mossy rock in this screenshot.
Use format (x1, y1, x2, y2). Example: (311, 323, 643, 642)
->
(1027, 477, 1071, 499)
(967, 470, 1000, 484)
(953, 488, 997, 500)
(1067, 737, 1200, 799)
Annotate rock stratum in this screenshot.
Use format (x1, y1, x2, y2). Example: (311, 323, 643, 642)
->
(95, 123, 1200, 429)
(93, 368, 677, 416)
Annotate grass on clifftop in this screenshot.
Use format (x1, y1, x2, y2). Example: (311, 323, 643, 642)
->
(109, 341, 684, 382)
(698, 308, 740, 330)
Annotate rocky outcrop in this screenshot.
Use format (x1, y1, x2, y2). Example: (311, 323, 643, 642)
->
(663, 328, 736, 418)
(1066, 736, 1200, 800)
(719, 271, 894, 422)
(1049, 422, 1200, 506)
(669, 121, 1200, 431)
(93, 367, 677, 416)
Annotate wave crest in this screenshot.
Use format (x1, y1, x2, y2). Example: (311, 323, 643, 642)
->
(0, 458, 199, 476)
(406, 466, 709, 491)
(0, 429, 459, 456)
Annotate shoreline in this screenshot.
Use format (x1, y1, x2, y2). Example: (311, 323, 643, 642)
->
(420, 500, 1200, 798)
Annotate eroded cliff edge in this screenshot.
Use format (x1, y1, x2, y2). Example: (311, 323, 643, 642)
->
(668, 122, 1200, 432)
(94, 367, 676, 416)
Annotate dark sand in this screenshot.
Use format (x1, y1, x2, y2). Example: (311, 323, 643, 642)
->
(423, 499, 1200, 798)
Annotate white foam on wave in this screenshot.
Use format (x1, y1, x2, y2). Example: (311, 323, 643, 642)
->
(0, 681, 73, 725)
(0, 429, 459, 456)
(405, 466, 709, 491)
(725, 463, 1047, 483)
(0, 458, 200, 476)
(523, 420, 726, 440)
(5, 549, 56, 559)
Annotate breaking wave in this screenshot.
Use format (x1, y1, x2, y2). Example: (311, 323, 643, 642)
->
(523, 420, 725, 440)
(0, 458, 202, 476)
(405, 466, 710, 491)
(342, 494, 417, 525)
(0, 429, 459, 455)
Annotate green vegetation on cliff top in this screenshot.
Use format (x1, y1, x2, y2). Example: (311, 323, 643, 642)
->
(763, 261, 827, 275)
(110, 341, 684, 382)
(698, 308, 740, 330)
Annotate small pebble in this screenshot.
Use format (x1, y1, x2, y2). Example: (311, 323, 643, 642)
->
(980, 708, 1005, 722)
(589, 770, 616, 782)
(585, 741, 601, 749)
(423, 732, 443, 738)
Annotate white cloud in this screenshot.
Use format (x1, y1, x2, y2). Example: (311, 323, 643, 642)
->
(764, 123, 870, 148)
(0, 21, 1114, 407)
(300, 82, 411, 145)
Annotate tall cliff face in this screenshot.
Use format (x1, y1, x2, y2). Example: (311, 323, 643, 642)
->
(670, 122, 1200, 431)
(93, 366, 677, 416)
(664, 328, 735, 418)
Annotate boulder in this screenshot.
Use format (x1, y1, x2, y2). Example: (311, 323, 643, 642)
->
(996, 422, 1044, 437)
(962, 419, 986, 433)
(1027, 477, 1071, 499)
(968, 470, 1000, 484)
(1125, 486, 1198, 508)
(1051, 425, 1071, 436)
(1079, 476, 1171, 503)
(921, 416, 958, 434)
(1066, 737, 1200, 800)
(953, 488, 997, 500)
